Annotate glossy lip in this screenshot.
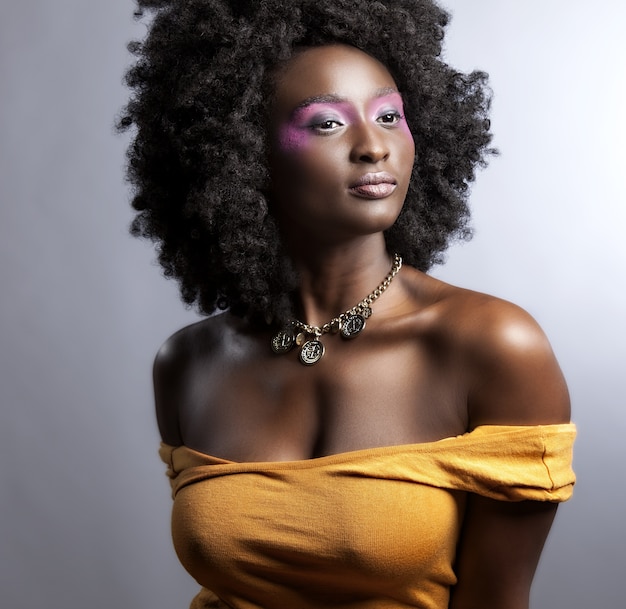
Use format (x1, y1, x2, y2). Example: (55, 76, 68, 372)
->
(349, 172, 398, 199)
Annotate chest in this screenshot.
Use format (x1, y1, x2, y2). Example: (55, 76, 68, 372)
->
(179, 328, 468, 461)
(171, 465, 463, 607)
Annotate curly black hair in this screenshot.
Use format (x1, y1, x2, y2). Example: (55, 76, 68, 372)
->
(118, 0, 495, 326)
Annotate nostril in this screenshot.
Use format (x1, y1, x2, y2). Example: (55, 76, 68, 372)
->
(350, 128, 391, 163)
(358, 149, 389, 163)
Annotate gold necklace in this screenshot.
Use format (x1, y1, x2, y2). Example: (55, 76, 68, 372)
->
(271, 254, 402, 365)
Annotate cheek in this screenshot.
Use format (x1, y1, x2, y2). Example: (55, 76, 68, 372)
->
(399, 122, 416, 161)
(400, 120, 414, 143)
(273, 132, 342, 184)
(277, 124, 312, 154)
(393, 133, 415, 180)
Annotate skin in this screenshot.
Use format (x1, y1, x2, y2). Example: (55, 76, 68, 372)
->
(268, 47, 414, 252)
(153, 45, 571, 608)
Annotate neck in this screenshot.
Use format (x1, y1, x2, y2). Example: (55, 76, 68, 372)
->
(288, 237, 394, 327)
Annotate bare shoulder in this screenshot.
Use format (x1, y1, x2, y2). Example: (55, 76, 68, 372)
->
(426, 279, 573, 608)
(419, 274, 571, 428)
(153, 312, 233, 446)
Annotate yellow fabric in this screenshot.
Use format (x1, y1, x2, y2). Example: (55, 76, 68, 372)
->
(159, 424, 576, 609)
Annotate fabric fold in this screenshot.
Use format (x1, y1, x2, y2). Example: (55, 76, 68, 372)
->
(159, 423, 576, 502)
(159, 423, 575, 609)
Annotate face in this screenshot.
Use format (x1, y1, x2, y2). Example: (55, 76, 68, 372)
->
(268, 44, 415, 245)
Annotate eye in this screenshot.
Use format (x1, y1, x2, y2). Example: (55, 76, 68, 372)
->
(310, 118, 344, 133)
(377, 111, 403, 126)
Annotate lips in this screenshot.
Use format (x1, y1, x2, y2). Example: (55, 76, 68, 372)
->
(349, 172, 397, 199)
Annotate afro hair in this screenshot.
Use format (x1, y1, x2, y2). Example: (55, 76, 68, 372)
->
(119, 0, 495, 326)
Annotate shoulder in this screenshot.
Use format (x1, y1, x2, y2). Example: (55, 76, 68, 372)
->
(411, 277, 573, 606)
(153, 312, 234, 446)
(153, 314, 228, 378)
(410, 272, 571, 428)
(443, 283, 554, 364)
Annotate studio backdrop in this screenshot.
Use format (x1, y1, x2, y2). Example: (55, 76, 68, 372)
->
(1, 1, 624, 608)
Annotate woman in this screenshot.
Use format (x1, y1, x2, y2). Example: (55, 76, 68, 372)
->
(119, 1, 575, 607)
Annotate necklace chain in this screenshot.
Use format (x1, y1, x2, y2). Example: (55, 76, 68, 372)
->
(271, 254, 402, 365)
(292, 253, 402, 336)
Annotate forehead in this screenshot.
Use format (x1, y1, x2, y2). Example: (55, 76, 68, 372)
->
(270, 45, 399, 114)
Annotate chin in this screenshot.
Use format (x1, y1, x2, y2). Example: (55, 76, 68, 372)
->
(354, 199, 404, 230)
(343, 208, 403, 237)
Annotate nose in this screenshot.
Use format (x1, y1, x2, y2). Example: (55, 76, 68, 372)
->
(350, 122, 390, 164)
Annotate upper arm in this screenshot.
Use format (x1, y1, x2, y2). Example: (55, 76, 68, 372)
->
(153, 333, 188, 446)
(449, 496, 558, 609)
(450, 299, 571, 609)
(466, 299, 570, 428)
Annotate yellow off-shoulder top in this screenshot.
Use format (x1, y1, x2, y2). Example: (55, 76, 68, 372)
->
(159, 423, 576, 609)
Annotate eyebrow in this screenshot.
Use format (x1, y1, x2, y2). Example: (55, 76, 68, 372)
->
(293, 87, 400, 112)
(373, 87, 400, 98)
(293, 94, 348, 111)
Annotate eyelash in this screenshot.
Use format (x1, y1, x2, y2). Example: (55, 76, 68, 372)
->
(377, 111, 404, 126)
(309, 119, 344, 133)
(307, 111, 404, 133)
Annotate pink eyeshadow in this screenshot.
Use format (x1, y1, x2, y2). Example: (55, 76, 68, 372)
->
(277, 95, 413, 152)
(277, 102, 354, 153)
(368, 92, 414, 140)
(277, 123, 311, 152)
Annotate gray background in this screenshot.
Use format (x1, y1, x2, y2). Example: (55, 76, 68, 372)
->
(1, 1, 624, 607)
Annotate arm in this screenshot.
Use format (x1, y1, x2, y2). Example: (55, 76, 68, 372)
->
(449, 300, 571, 609)
(153, 331, 189, 447)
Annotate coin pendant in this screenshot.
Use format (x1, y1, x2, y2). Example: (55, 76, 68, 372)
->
(271, 329, 295, 354)
(299, 339, 325, 365)
(341, 313, 366, 339)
